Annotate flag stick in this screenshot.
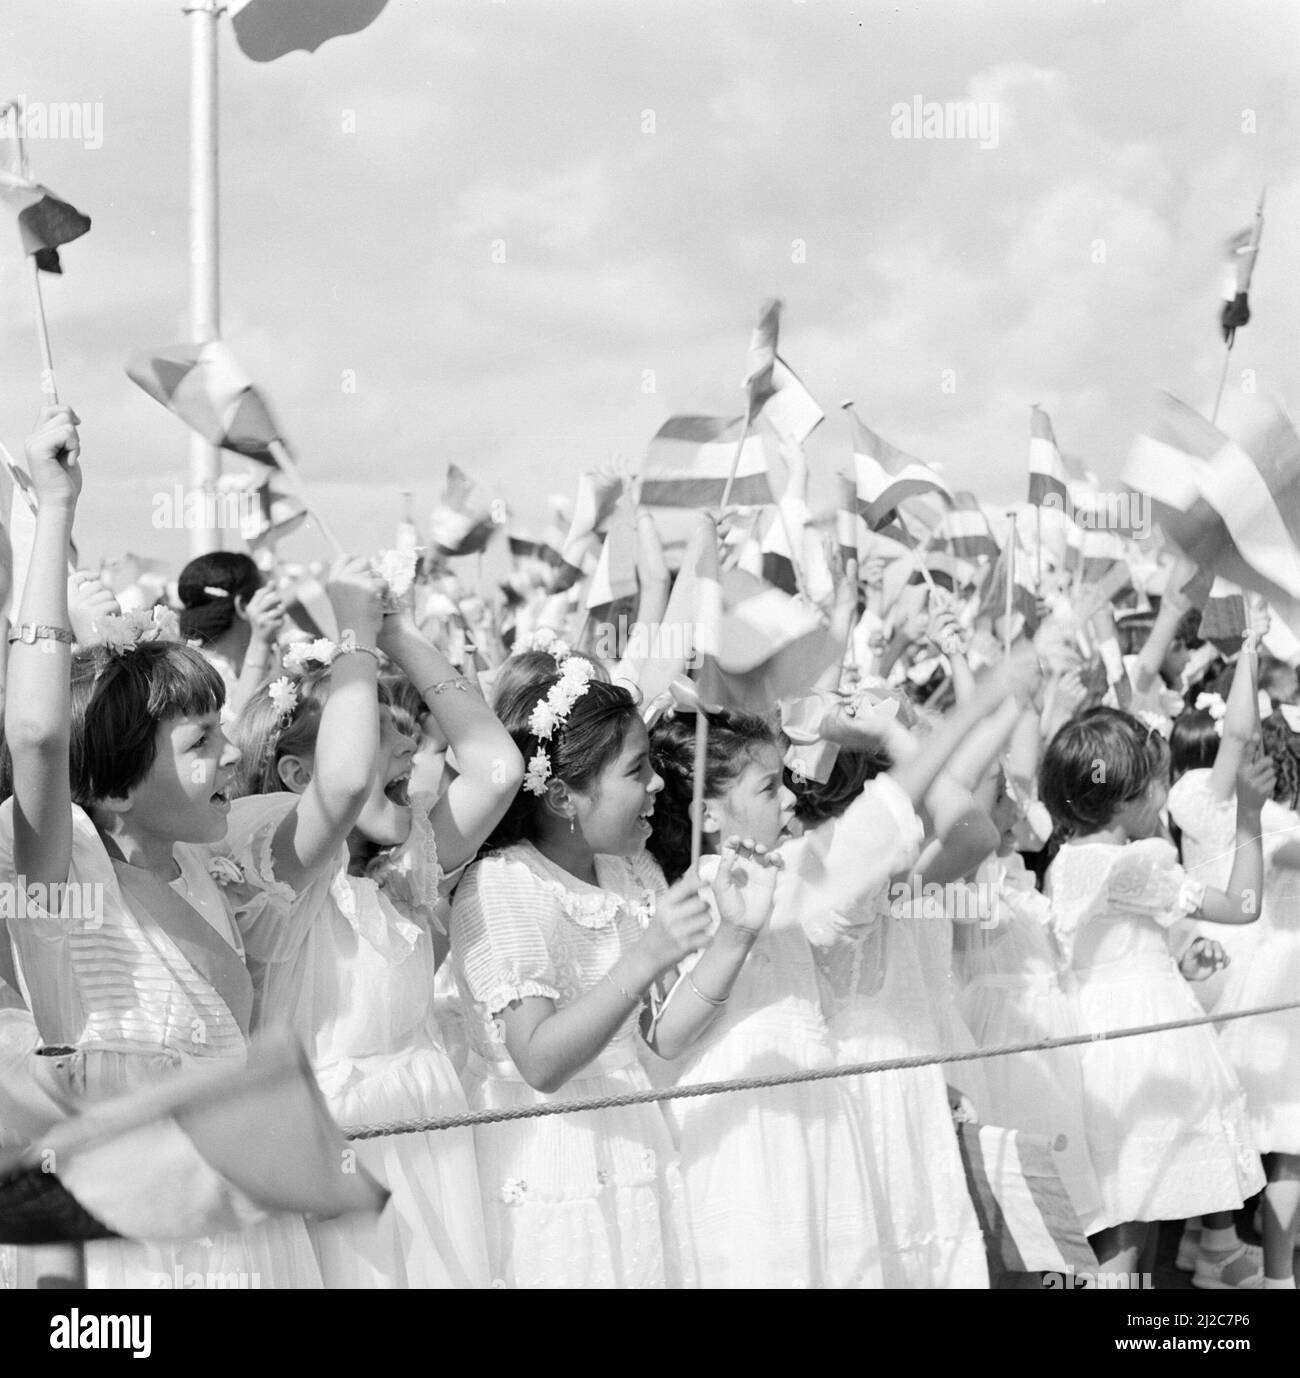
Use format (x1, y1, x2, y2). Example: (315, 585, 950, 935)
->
(268, 440, 346, 559)
(689, 709, 709, 869)
(1004, 515, 1015, 657)
(1211, 340, 1233, 425)
(27, 261, 59, 405)
(717, 413, 753, 511)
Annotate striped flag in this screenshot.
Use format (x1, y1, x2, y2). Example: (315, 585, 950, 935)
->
(550, 471, 624, 593)
(641, 415, 774, 508)
(0, 116, 91, 273)
(956, 1123, 1097, 1278)
(836, 473, 867, 565)
(428, 463, 496, 557)
(1124, 392, 1300, 634)
(229, 0, 390, 62)
(943, 490, 999, 561)
(1221, 193, 1264, 343)
(586, 497, 640, 611)
(284, 574, 339, 640)
(743, 297, 780, 422)
(761, 358, 824, 449)
(977, 523, 1040, 638)
(756, 496, 834, 605)
(843, 403, 952, 529)
(1200, 576, 1248, 642)
(1028, 405, 1071, 509)
(126, 341, 282, 466)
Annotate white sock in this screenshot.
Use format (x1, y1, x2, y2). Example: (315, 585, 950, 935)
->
(1264, 1275, 1296, 1289)
(1202, 1226, 1240, 1252)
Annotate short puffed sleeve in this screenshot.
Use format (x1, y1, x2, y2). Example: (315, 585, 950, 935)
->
(1106, 838, 1205, 926)
(0, 800, 120, 942)
(451, 852, 561, 1013)
(211, 793, 322, 966)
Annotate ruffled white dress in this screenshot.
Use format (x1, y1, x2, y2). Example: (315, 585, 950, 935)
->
(654, 841, 882, 1289)
(0, 800, 320, 1288)
(1166, 774, 1300, 1154)
(810, 777, 989, 1289)
(1045, 839, 1264, 1229)
(450, 842, 694, 1289)
(218, 791, 488, 1289)
(954, 853, 1102, 1232)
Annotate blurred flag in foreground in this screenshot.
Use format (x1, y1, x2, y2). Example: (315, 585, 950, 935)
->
(0, 1028, 385, 1245)
(956, 1123, 1097, 1282)
(229, 0, 391, 62)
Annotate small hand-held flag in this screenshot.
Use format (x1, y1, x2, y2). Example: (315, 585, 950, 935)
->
(126, 341, 345, 556)
(1220, 191, 1265, 345)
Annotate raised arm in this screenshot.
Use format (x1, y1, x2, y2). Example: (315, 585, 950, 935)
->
(1208, 621, 1262, 804)
(226, 584, 284, 720)
(270, 560, 388, 889)
(1131, 556, 1196, 695)
(1195, 746, 1271, 925)
(6, 407, 81, 892)
(377, 605, 524, 874)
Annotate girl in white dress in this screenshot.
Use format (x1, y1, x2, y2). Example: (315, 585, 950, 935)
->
(787, 655, 1039, 1288)
(224, 571, 523, 1288)
(450, 663, 776, 1288)
(1, 405, 319, 1288)
(646, 707, 900, 1288)
(1040, 705, 1269, 1276)
(1169, 661, 1300, 1289)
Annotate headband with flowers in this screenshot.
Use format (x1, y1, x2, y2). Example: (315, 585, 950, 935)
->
(516, 626, 571, 662)
(521, 657, 596, 795)
(97, 606, 183, 654)
(269, 631, 378, 724)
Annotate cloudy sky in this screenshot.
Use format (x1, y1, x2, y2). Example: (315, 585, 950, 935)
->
(1, 0, 1297, 574)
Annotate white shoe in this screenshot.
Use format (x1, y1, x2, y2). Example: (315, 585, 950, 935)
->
(1193, 1243, 1264, 1290)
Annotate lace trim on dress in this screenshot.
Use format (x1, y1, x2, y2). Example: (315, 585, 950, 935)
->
(328, 869, 425, 965)
(362, 790, 447, 930)
(517, 846, 653, 931)
(480, 977, 561, 1014)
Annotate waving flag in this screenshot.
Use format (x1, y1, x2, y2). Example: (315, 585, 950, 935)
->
(1028, 406, 1070, 508)
(0, 116, 91, 273)
(761, 358, 824, 448)
(229, 0, 390, 62)
(428, 464, 496, 557)
(241, 472, 308, 551)
(843, 403, 951, 531)
(1221, 193, 1265, 343)
(126, 341, 283, 465)
(943, 490, 999, 561)
(586, 496, 639, 611)
(1124, 392, 1300, 634)
(743, 297, 781, 422)
(549, 471, 623, 593)
(641, 415, 774, 508)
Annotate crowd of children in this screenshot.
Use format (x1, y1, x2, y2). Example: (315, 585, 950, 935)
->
(1, 402, 1297, 1289)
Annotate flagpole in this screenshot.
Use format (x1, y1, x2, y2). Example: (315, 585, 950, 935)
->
(187, 0, 223, 558)
(268, 440, 347, 558)
(1004, 512, 1015, 656)
(8, 107, 62, 404)
(717, 414, 752, 511)
(1211, 340, 1233, 425)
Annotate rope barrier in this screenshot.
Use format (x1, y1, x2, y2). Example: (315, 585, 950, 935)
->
(342, 995, 1300, 1141)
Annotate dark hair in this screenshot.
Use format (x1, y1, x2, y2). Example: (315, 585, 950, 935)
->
(787, 744, 892, 827)
(1168, 708, 1220, 783)
(647, 709, 774, 882)
(1039, 706, 1159, 839)
(1262, 712, 1300, 811)
(69, 642, 225, 807)
(490, 650, 609, 711)
(483, 674, 639, 851)
(177, 552, 263, 644)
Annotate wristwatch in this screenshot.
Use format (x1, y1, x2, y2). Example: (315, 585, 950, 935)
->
(8, 623, 75, 646)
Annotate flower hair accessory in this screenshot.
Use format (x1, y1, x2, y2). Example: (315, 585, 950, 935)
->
(98, 606, 183, 654)
(372, 549, 420, 611)
(1194, 692, 1227, 737)
(518, 627, 571, 662)
(282, 637, 339, 675)
(267, 676, 299, 723)
(522, 657, 596, 795)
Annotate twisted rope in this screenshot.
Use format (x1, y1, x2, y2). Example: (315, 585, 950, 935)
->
(342, 996, 1300, 1141)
